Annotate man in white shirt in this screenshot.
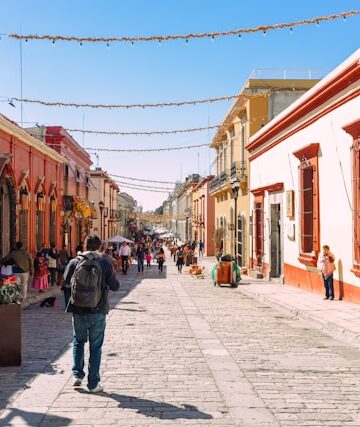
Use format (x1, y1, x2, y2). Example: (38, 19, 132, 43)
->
(119, 243, 131, 274)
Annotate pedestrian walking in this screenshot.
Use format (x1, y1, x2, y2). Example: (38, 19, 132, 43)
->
(199, 240, 204, 257)
(47, 243, 59, 287)
(64, 234, 120, 393)
(145, 250, 152, 269)
(136, 243, 145, 274)
(176, 247, 184, 274)
(170, 246, 177, 262)
(119, 242, 131, 275)
(157, 248, 166, 273)
(59, 245, 71, 308)
(317, 245, 336, 300)
(2, 241, 33, 302)
(32, 252, 49, 292)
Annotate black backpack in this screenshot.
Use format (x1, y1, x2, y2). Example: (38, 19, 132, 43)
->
(70, 253, 102, 308)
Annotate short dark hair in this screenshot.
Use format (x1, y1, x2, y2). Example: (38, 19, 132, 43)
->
(15, 241, 23, 249)
(84, 234, 102, 251)
(323, 244, 330, 250)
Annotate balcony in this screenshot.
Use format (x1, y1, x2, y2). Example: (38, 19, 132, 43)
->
(210, 176, 220, 192)
(209, 170, 230, 194)
(231, 161, 246, 178)
(219, 169, 230, 184)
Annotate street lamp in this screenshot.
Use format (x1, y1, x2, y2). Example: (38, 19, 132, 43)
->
(231, 178, 240, 264)
(99, 201, 105, 241)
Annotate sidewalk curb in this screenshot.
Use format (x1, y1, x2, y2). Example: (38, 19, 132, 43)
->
(238, 286, 360, 349)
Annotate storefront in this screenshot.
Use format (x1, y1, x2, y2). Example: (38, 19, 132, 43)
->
(0, 156, 16, 258)
(62, 195, 94, 255)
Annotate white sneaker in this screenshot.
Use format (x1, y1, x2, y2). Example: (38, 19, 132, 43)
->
(88, 383, 103, 393)
(72, 377, 82, 387)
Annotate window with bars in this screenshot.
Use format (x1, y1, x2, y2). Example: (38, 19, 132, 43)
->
(255, 202, 264, 265)
(293, 143, 320, 266)
(352, 138, 360, 265)
(19, 210, 28, 250)
(237, 215, 245, 267)
(343, 120, 360, 276)
(49, 196, 56, 245)
(300, 165, 314, 253)
(36, 211, 44, 251)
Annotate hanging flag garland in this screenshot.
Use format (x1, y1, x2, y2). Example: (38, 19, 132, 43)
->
(7, 10, 358, 44)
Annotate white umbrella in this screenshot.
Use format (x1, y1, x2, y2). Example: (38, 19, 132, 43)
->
(106, 235, 134, 244)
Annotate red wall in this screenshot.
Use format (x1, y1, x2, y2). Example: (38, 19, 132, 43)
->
(0, 128, 63, 255)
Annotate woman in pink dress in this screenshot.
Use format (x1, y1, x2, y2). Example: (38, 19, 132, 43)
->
(32, 252, 49, 292)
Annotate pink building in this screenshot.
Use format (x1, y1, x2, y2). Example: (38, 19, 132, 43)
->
(192, 176, 215, 256)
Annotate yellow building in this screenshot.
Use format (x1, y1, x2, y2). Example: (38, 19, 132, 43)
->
(210, 71, 320, 270)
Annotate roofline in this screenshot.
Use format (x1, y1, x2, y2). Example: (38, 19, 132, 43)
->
(0, 114, 66, 163)
(247, 49, 360, 154)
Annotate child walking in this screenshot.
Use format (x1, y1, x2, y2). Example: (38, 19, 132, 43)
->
(145, 250, 152, 269)
(32, 252, 49, 292)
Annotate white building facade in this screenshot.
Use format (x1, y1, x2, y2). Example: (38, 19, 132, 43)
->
(247, 49, 360, 302)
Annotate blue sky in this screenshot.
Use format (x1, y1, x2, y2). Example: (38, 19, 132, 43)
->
(1, 0, 359, 210)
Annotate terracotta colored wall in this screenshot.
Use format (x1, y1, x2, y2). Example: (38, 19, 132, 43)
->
(0, 129, 63, 255)
(284, 263, 360, 304)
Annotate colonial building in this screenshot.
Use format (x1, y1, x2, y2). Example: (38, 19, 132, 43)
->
(28, 126, 94, 256)
(0, 115, 65, 257)
(210, 72, 320, 268)
(176, 174, 200, 243)
(89, 168, 120, 241)
(192, 176, 215, 256)
(247, 49, 360, 302)
(118, 192, 137, 238)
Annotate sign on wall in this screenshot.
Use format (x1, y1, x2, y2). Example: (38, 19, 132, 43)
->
(286, 190, 295, 219)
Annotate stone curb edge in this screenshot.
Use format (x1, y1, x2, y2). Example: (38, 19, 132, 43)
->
(238, 286, 360, 350)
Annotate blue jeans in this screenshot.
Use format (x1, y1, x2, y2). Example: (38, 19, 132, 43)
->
(322, 273, 334, 298)
(138, 258, 144, 272)
(72, 313, 106, 389)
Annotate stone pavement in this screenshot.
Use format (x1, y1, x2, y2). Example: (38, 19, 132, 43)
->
(197, 255, 360, 349)
(1, 256, 360, 426)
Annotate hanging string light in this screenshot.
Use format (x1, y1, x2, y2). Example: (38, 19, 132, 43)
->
(7, 93, 243, 109)
(114, 179, 174, 190)
(85, 142, 210, 153)
(67, 124, 221, 136)
(115, 183, 171, 193)
(7, 10, 358, 45)
(109, 173, 177, 184)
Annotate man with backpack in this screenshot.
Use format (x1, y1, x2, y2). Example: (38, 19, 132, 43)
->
(64, 234, 120, 393)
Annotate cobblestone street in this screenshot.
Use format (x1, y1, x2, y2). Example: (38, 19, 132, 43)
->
(2, 258, 360, 426)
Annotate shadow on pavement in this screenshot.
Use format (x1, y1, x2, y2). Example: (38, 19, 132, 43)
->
(0, 408, 71, 427)
(76, 390, 213, 420)
(0, 264, 148, 416)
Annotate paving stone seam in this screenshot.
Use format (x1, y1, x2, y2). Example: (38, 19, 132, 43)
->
(169, 263, 280, 426)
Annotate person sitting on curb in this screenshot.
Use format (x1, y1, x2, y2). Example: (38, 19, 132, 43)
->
(64, 234, 120, 393)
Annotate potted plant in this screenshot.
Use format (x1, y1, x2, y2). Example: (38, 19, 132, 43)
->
(0, 274, 22, 366)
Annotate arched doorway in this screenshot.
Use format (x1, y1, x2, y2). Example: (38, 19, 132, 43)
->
(19, 185, 30, 250)
(0, 164, 16, 258)
(49, 192, 57, 245)
(36, 188, 46, 251)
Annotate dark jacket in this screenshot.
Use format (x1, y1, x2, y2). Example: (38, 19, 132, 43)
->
(136, 247, 146, 260)
(2, 248, 33, 275)
(64, 251, 120, 315)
